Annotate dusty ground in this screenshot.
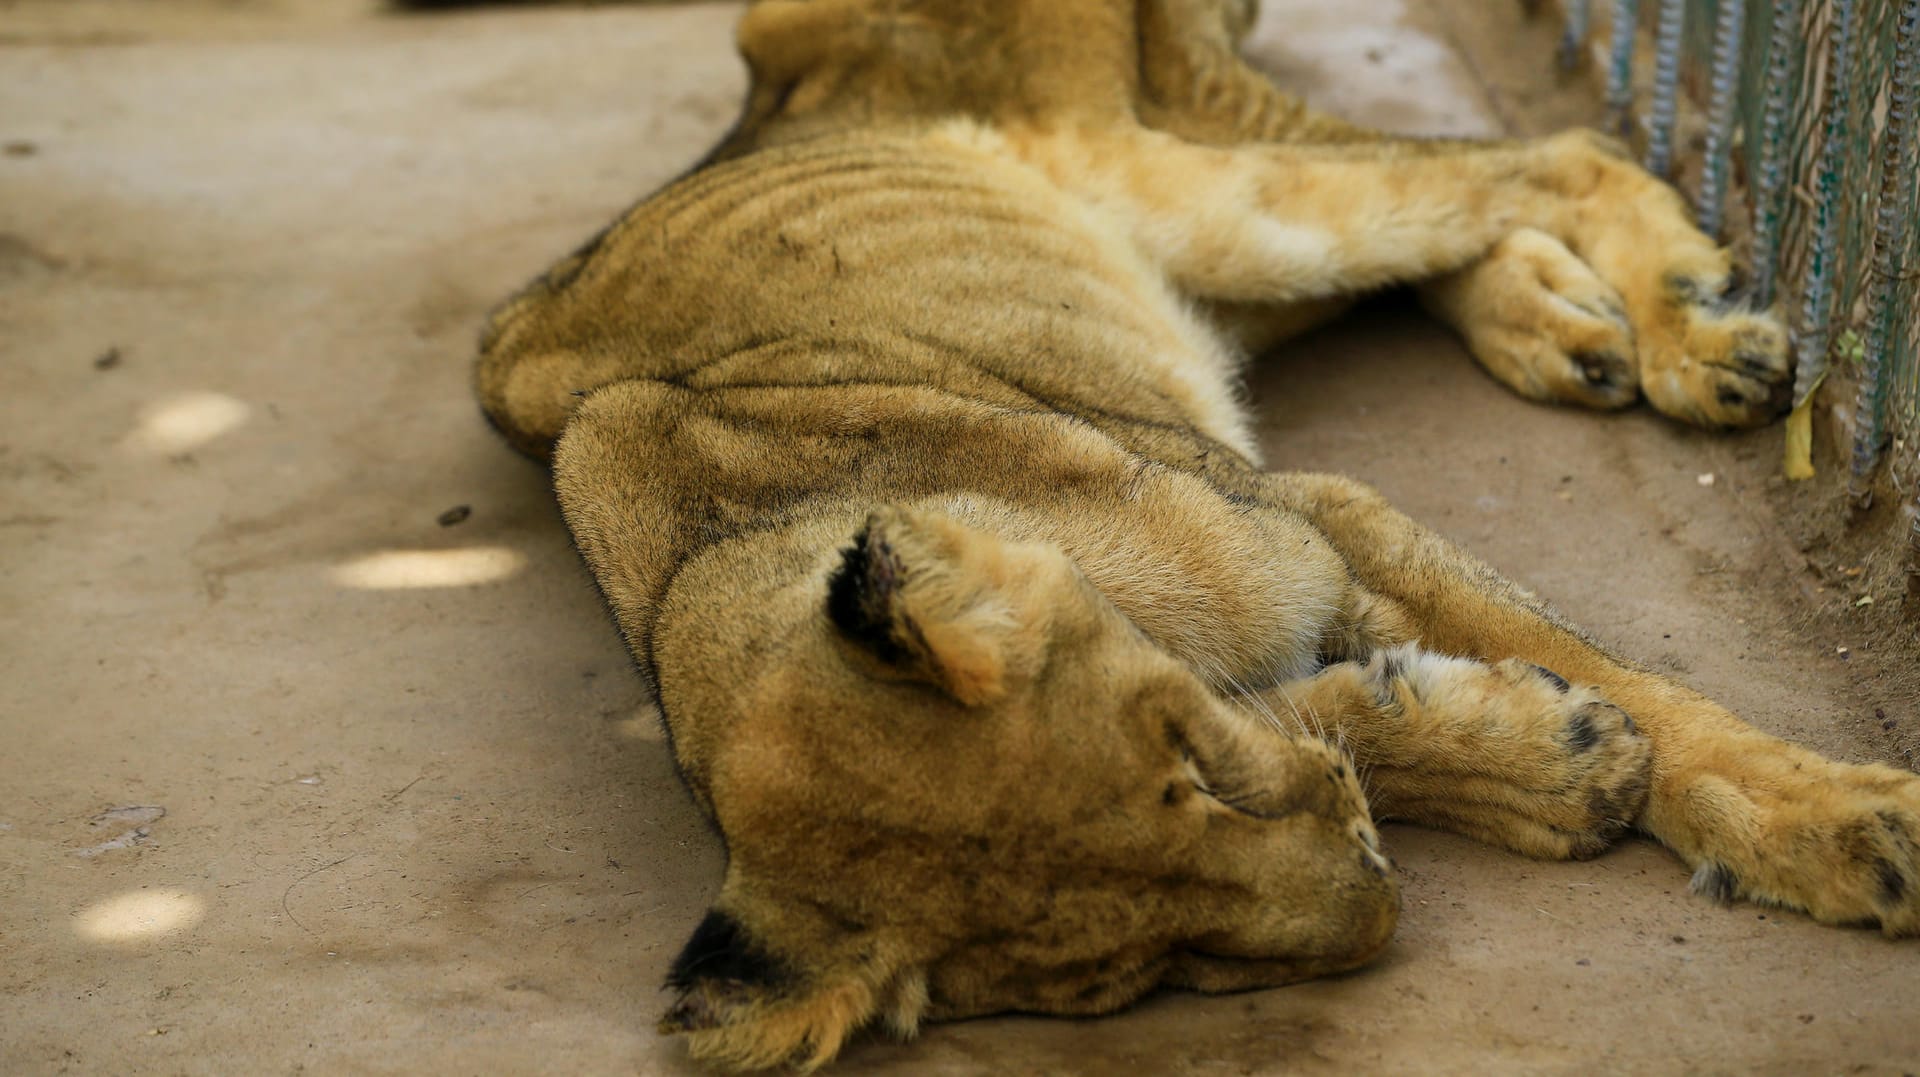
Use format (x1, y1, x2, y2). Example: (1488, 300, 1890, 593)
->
(2, 1, 1916, 1073)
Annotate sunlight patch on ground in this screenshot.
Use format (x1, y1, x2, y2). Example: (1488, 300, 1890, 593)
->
(73, 888, 204, 943)
(124, 391, 252, 454)
(607, 702, 666, 743)
(332, 546, 527, 589)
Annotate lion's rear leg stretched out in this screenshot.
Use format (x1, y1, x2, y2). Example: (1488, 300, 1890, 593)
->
(1129, 0, 1793, 427)
(1005, 121, 1792, 431)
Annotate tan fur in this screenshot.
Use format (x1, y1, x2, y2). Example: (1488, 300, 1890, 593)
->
(474, 1, 1917, 1069)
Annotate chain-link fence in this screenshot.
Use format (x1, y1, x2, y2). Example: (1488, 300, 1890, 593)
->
(1556, 0, 1919, 612)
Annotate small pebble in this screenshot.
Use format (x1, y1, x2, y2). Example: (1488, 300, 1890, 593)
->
(1696, 472, 1715, 486)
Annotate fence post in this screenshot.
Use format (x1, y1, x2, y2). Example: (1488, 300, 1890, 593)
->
(1849, 0, 1920, 508)
(1791, 0, 1861, 412)
(1606, 0, 1641, 131)
(1646, 0, 1687, 175)
(1695, 0, 1747, 236)
(1749, 0, 1799, 309)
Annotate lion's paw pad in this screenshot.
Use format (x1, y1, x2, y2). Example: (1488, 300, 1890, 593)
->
(1640, 279, 1793, 429)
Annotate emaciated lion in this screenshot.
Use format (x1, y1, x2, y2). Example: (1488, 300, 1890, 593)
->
(473, 0, 1920, 1069)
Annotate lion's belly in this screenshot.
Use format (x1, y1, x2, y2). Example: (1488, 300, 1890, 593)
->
(558, 130, 1256, 458)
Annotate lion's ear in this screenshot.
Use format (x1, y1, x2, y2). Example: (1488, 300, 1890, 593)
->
(659, 906, 919, 1072)
(825, 507, 1039, 707)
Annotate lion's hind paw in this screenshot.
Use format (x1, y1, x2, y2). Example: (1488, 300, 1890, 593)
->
(1671, 760, 1920, 936)
(1421, 228, 1642, 412)
(1638, 279, 1793, 429)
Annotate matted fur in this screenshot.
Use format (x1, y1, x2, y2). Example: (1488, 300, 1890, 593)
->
(475, 1, 1919, 1069)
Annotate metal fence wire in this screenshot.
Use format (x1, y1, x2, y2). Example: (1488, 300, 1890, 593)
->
(1558, 0, 1920, 611)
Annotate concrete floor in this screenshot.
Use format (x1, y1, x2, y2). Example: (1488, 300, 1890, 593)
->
(2, 1, 1915, 1073)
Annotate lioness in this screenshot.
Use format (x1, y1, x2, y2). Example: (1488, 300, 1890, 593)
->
(474, 0, 1919, 1069)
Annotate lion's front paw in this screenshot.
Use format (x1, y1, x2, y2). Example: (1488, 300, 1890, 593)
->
(1636, 276, 1794, 428)
(1475, 659, 1654, 859)
(1367, 650, 1652, 860)
(1545, 143, 1795, 429)
(1420, 228, 1641, 411)
(1675, 759, 1920, 936)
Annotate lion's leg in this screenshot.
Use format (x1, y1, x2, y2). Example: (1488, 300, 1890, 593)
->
(1412, 208, 1791, 427)
(1018, 125, 1587, 308)
(1263, 471, 1920, 935)
(1135, 0, 1377, 147)
(1415, 227, 1641, 412)
(1240, 645, 1651, 861)
(1017, 125, 1549, 307)
(1121, 126, 1789, 427)
(1077, 8, 1795, 430)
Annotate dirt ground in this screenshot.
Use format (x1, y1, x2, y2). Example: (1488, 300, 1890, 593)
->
(3, 1, 1916, 1073)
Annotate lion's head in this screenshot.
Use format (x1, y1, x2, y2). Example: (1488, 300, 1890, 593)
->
(652, 504, 1398, 1070)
